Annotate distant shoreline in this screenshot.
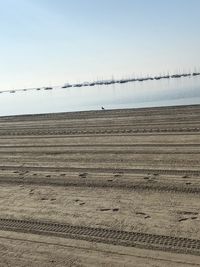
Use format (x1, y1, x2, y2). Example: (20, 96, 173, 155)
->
(0, 103, 199, 119)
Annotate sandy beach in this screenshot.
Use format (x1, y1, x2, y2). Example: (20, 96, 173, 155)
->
(0, 105, 200, 266)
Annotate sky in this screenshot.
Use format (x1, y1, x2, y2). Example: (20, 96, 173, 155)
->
(0, 0, 200, 90)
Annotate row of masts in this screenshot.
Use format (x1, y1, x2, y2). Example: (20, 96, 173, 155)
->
(1, 71, 200, 94)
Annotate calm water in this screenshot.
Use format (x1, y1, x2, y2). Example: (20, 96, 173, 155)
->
(0, 76, 200, 116)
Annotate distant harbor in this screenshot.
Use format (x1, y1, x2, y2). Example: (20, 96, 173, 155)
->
(1, 71, 200, 94)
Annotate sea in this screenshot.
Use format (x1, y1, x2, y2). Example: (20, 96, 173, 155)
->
(0, 75, 200, 116)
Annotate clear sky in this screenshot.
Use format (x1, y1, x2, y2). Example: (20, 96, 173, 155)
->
(0, 0, 200, 90)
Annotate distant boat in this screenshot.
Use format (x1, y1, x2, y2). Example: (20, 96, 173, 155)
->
(62, 84, 72, 88)
(73, 83, 83, 87)
(154, 75, 170, 80)
(182, 73, 191, 77)
(95, 81, 105, 85)
(154, 76, 161, 80)
(82, 82, 90, 87)
(119, 79, 128, 84)
(44, 87, 53, 90)
(192, 72, 200, 76)
(89, 82, 95, 86)
(171, 74, 182, 78)
(103, 81, 113, 85)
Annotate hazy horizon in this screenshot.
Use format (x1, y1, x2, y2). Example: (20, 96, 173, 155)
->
(1, 0, 200, 90)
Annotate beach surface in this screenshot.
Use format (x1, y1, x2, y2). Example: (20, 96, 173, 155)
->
(0, 105, 200, 266)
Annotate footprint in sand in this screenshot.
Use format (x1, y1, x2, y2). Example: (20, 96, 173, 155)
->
(178, 218, 189, 222)
(79, 173, 87, 178)
(41, 197, 48, 201)
(112, 208, 119, 212)
(99, 208, 119, 212)
(191, 216, 198, 220)
(177, 210, 198, 222)
(29, 189, 34, 195)
(136, 212, 151, 219)
(100, 208, 111, 211)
